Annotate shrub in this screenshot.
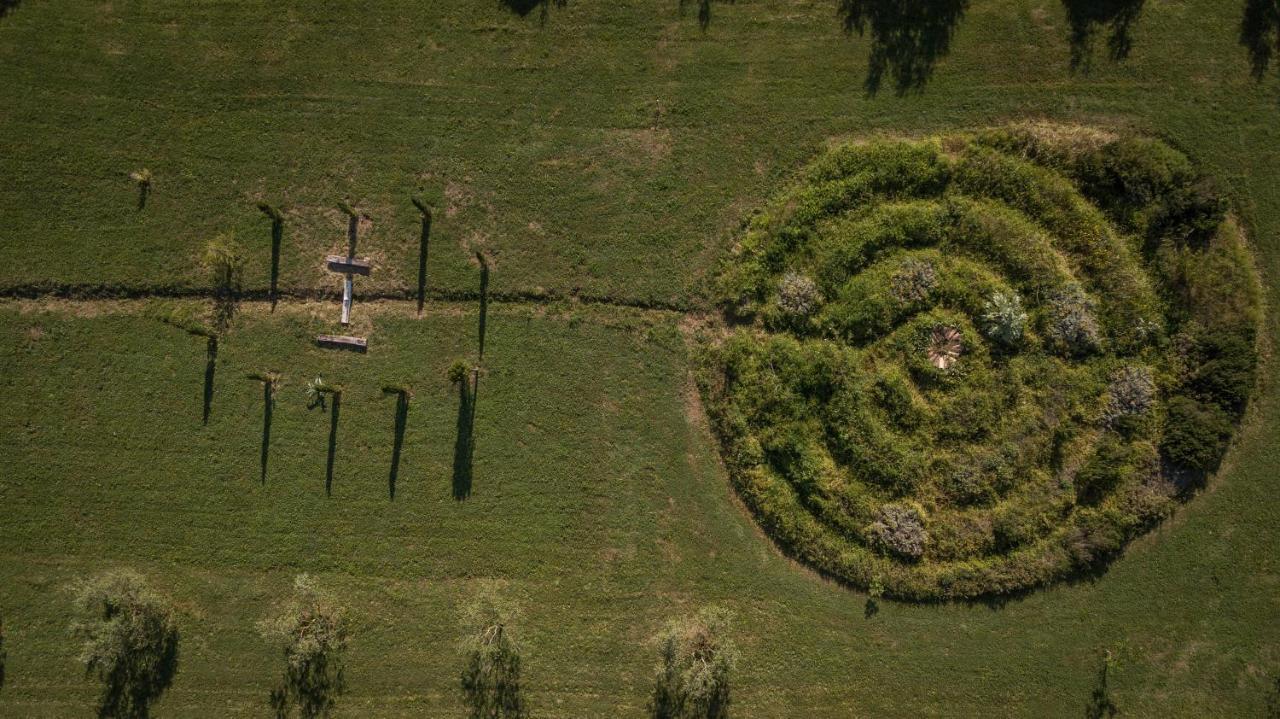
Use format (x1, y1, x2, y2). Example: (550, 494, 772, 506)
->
(1161, 396, 1233, 472)
(259, 574, 348, 719)
(649, 607, 737, 719)
(70, 570, 179, 719)
(1045, 284, 1101, 354)
(1101, 366, 1155, 427)
(1186, 328, 1256, 414)
(460, 584, 526, 719)
(776, 271, 822, 317)
(447, 360, 471, 384)
(868, 504, 928, 561)
(889, 258, 937, 303)
(203, 234, 246, 294)
(981, 291, 1027, 347)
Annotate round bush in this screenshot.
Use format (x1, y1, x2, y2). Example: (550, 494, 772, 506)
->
(700, 126, 1260, 599)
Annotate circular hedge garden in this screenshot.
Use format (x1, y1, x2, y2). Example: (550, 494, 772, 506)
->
(699, 124, 1261, 600)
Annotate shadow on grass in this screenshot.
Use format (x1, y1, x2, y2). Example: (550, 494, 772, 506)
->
(385, 389, 410, 500)
(414, 202, 431, 316)
(502, 0, 565, 20)
(838, 0, 969, 95)
(259, 382, 274, 483)
(326, 393, 341, 497)
(1084, 651, 1117, 718)
(452, 372, 477, 500)
(0, 1, 20, 18)
(680, 0, 733, 30)
(202, 336, 217, 425)
(271, 220, 282, 311)
(1241, 0, 1279, 79)
(477, 255, 490, 361)
(1062, 0, 1145, 73)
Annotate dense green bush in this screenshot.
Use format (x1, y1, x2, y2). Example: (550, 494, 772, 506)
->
(1161, 396, 1233, 472)
(701, 125, 1259, 599)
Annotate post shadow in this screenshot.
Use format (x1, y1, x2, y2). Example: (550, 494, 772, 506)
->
(1062, 0, 1146, 73)
(258, 204, 284, 312)
(385, 388, 410, 500)
(1241, 0, 1279, 79)
(477, 253, 490, 361)
(501, 0, 566, 20)
(137, 183, 149, 210)
(452, 372, 476, 500)
(326, 392, 341, 496)
(259, 381, 274, 483)
(838, 0, 970, 95)
(202, 336, 217, 425)
(412, 200, 432, 316)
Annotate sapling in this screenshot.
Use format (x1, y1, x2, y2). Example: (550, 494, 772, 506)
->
(259, 574, 347, 719)
(129, 168, 153, 209)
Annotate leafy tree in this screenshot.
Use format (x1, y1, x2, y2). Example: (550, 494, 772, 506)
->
(259, 574, 348, 719)
(70, 570, 179, 719)
(649, 607, 737, 719)
(459, 584, 527, 719)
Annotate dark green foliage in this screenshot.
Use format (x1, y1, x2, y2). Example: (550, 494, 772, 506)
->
(1241, 0, 1280, 79)
(260, 575, 347, 719)
(71, 570, 179, 719)
(649, 608, 737, 719)
(1161, 396, 1233, 472)
(700, 128, 1258, 599)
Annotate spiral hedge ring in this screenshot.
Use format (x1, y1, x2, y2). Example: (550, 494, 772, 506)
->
(699, 125, 1261, 600)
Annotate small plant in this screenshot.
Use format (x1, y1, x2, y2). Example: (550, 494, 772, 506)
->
(129, 168, 153, 209)
(1046, 284, 1101, 354)
(447, 361, 471, 385)
(868, 504, 928, 561)
(1101, 365, 1155, 426)
(259, 574, 348, 719)
(306, 376, 339, 410)
(154, 303, 215, 339)
(981, 291, 1027, 347)
(1161, 395, 1233, 471)
(776, 271, 822, 318)
(70, 570, 180, 719)
(1085, 650, 1118, 719)
(649, 607, 737, 719)
(927, 325, 963, 369)
(460, 584, 527, 719)
(249, 371, 283, 391)
(890, 258, 937, 303)
(257, 202, 283, 223)
(203, 234, 246, 295)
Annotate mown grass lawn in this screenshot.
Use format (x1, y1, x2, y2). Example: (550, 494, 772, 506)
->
(1, 0, 1279, 716)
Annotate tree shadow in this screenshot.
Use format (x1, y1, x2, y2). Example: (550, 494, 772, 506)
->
(95, 633, 179, 719)
(326, 393, 341, 497)
(0, 1, 21, 19)
(1084, 651, 1117, 719)
(452, 372, 477, 500)
(838, 0, 970, 95)
(1062, 0, 1146, 73)
(1241, 0, 1279, 79)
(413, 201, 431, 316)
(477, 254, 490, 361)
(384, 388, 410, 500)
(501, 0, 566, 21)
(202, 337, 217, 426)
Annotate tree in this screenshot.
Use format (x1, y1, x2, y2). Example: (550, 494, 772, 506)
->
(259, 574, 348, 719)
(70, 570, 180, 719)
(460, 584, 527, 719)
(649, 607, 737, 719)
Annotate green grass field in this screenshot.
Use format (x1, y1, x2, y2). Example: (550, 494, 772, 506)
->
(1, 0, 1279, 716)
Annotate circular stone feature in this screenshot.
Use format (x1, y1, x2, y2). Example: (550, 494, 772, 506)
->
(698, 125, 1261, 600)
